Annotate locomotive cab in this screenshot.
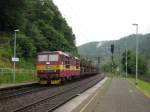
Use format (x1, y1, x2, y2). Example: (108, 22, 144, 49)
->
(37, 51, 62, 84)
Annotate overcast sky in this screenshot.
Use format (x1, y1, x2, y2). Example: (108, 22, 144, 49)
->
(53, 0, 150, 46)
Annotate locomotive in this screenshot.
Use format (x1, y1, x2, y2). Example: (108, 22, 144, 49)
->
(36, 51, 98, 84)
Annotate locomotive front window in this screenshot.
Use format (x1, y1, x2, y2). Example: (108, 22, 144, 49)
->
(49, 54, 59, 61)
(38, 55, 48, 61)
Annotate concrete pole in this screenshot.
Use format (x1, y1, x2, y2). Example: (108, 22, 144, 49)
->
(132, 24, 138, 85)
(13, 29, 19, 82)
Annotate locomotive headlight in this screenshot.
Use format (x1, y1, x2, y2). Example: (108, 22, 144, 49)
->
(46, 62, 50, 64)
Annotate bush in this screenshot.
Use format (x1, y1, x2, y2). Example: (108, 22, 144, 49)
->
(122, 49, 148, 75)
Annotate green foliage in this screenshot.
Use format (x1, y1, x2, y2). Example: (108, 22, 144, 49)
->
(0, 0, 78, 68)
(0, 70, 37, 84)
(100, 61, 118, 72)
(101, 61, 112, 72)
(16, 34, 36, 57)
(0, 0, 27, 31)
(122, 49, 148, 75)
(128, 78, 150, 96)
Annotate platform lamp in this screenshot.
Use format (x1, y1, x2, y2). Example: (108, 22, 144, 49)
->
(13, 29, 19, 82)
(132, 23, 138, 85)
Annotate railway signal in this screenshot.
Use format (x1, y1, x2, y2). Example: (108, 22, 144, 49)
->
(111, 44, 114, 54)
(111, 44, 114, 73)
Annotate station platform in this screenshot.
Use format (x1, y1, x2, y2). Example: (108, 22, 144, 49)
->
(54, 77, 108, 112)
(54, 77, 150, 112)
(0, 81, 37, 90)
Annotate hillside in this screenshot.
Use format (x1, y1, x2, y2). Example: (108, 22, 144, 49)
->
(0, 0, 78, 68)
(78, 33, 150, 64)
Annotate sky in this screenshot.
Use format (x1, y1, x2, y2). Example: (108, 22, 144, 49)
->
(53, 0, 150, 46)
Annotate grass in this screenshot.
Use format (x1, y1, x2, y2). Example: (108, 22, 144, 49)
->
(0, 70, 37, 84)
(0, 36, 37, 85)
(127, 77, 150, 97)
(0, 48, 37, 84)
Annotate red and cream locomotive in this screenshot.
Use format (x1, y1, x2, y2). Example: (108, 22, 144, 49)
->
(36, 51, 98, 84)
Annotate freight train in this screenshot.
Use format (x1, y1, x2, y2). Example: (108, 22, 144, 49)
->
(36, 51, 98, 84)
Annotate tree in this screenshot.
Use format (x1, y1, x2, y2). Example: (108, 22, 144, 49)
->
(16, 34, 36, 58)
(0, 0, 78, 69)
(122, 49, 148, 75)
(0, 0, 27, 31)
(101, 61, 112, 72)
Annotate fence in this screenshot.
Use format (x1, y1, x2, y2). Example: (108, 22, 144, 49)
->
(0, 68, 37, 84)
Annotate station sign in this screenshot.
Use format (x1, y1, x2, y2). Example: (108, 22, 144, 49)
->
(12, 57, 19, 62)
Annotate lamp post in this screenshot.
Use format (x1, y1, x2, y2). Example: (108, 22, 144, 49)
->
(126, 47, 128, 77)
(13, 29, 19, 82)
(132, 23, 138, 85)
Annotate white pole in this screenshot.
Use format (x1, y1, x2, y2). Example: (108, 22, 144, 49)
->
(136, 24, 138, 85)
(13, 29, 19, 82)
(13, 31, 16, 82)
(132, 24, 138, 85)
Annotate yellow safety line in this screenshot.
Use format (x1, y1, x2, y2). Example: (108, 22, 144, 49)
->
(79, 78, 109, 112)
(79, 91, 99, 112)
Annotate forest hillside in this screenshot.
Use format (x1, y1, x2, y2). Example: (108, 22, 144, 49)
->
(0, 0, 78, 68)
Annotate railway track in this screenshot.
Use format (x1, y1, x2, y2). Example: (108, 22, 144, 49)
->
(0, 84, 48, 101)
(13, 74, 104, 112)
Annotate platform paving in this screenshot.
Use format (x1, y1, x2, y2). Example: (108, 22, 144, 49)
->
(79, 77, 150, 112)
